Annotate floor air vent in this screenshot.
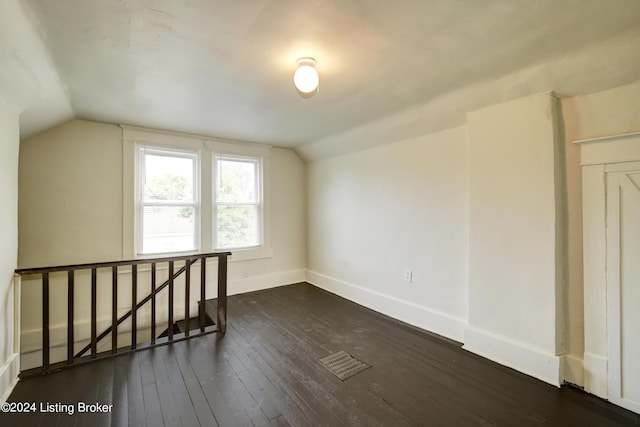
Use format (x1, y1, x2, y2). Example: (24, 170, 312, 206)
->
(318, 351, 370, 381)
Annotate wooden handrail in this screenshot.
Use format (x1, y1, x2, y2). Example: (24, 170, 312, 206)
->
(15, 252, 230, 375)
(15, 251, 231, 275)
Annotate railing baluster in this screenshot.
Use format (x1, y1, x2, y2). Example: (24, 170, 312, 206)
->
(200, 257, 206, 332)
(67, 271, 74, 364)
(217, 255, 228, 335)
(42, 272, 50, 370)
(91, 268, 97, 358)
(16, 252, 230, 376)
(168, 261, 174, 341)
(112, 266, 118, 354)
(185, 261, 191, 337)
(75, 262, 190, 358)
(151, 262, 156, 344)
(131, 264, 137, 349)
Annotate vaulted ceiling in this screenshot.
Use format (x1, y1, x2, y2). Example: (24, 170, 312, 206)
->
(3, 0, 640, 157)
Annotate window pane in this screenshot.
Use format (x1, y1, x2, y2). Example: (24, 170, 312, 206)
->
(216, 158, 257, 203)
(216, 205, 259, 249)
(144, 154, 194, 201)
(142, 205, 196, 253)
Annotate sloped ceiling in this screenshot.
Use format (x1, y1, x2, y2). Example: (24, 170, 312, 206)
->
(4, 0, 640, 158)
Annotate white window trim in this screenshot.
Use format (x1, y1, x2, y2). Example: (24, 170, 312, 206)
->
(213, 153, 264, 251)
(122, 125, 272, 262)
(135, 145, 201, 257)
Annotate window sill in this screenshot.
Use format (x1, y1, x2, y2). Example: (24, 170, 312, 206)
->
(133, 247, 273, 263)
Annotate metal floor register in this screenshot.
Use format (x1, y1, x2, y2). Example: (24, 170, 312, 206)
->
(318, 351, 371, 381)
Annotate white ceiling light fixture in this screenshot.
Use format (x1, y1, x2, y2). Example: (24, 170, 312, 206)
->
(294, 57, 319, 97)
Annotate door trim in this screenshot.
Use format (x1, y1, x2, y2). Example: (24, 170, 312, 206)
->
(577, 132, 640, 413)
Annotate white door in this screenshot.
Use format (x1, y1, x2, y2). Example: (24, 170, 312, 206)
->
(606, 165, 640, 414)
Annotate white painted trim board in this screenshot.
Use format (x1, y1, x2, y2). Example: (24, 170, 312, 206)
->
(463, 326, 561, 387)
(306, 270, 466, 343)
(0, 353, 19, 404)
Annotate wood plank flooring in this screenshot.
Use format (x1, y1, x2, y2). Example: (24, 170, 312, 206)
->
(2, 282, 639, 426)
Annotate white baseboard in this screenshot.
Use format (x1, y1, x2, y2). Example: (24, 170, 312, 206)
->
(583, 352, 608, 399)
(306, 270, 466, 342)
(463, 326, 561, 387)
(229, 269, 306, 296)
(0, 353, 20, 403)
(561, 354, 584, 387)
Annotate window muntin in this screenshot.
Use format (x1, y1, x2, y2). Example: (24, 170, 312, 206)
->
(137, 146, 199, 255)
(214, 154, 262, 250)
(129, 130, 269, 259)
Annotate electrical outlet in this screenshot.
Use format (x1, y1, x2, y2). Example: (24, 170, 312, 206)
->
(403, 269, 413, 282)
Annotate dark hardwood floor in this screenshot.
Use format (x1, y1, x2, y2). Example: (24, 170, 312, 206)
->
(2, 282, 639, 426)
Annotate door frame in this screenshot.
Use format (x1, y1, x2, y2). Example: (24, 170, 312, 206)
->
(605, 163, 640, 413)
(577, 132, 640, 414)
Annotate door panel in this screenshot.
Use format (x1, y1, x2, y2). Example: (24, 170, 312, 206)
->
(607, 171, 640, 413)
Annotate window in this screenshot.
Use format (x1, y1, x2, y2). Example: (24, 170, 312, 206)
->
(126, 127, 271, 259)
(137, 146, 199, 255)
(127, 125, 273, 261)
(214, 154, 262, 250)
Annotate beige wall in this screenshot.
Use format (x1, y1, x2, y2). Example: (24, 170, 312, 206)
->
(0, 99, 20, 401)
(270, 147, 307, 272)
(561, 103, 585, 368)
(19, 120, 123, 267)
(562, 80, 640, 143)
(19, 119, 307, 272)
(18, 119, 307, 367)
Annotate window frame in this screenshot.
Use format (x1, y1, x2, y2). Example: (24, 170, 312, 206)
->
(123, 125, 272, 262)
(212, 152, 264, 251)
(135, 145, 201, 256)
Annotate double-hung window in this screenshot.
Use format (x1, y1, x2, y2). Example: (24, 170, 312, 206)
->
(127, 127, 270, 259)
(214, 154, 262, 250)
(137, 146, 199, 255)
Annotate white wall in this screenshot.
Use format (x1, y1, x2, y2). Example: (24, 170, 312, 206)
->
(307, 126, 469, 341)
(305, 84, 640, 391)
(465, 93, 565, 386)
(18, 119, 307, 367)
(306, 93, 574, 386)
(0, 99, 20, 402)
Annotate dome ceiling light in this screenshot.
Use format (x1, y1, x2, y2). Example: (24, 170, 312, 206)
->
(293, 57, 319, 98)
